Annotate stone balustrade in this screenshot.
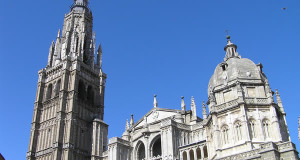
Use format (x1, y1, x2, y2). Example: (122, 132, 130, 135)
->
(244, 97, 269, 105)
(214, 97, 270, 113)
(215, 99, 239, 112)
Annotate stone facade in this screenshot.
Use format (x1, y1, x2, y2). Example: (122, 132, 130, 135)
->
(27, 1, 299, 160)
(27, 0, 108, 159)
(106, 37, 299, 160)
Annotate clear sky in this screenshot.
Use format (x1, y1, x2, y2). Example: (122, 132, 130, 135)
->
(0, 0, 300, 159)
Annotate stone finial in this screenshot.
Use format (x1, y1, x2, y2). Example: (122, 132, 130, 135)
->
(153, 94, 158, 108)
(57, 29, 61, 38)
(130, 114, 134, 127)
(97, 44, 102, 67)
(181, 96, 186, 111)
(275, 89, 285, 113)
(191, 96, 197, 120)
(202, 101, 208, 119)
(47, 41, 55, 67)
(125, 119, 130, 130)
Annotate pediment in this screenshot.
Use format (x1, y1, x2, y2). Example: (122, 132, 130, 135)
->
(134, 108, 182, 128)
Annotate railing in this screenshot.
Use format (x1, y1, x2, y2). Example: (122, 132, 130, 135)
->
(214, 99, 239, 112)
(214, 97, 270, 112)
(244, 97, 269, 105)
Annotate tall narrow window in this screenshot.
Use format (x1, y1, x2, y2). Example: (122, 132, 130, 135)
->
(235, 121, 242, 141)
(231, 48, 235, 56)
(46, 84, 53, 100)
(249, 120, 256, 139)
(75, 36, 79, 53)
(263, 120, 270, 138)
(55, 80, 61, 96)
(222, 125, 229, 145)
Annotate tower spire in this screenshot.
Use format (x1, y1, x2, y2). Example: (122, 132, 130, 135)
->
(153, 95, 158, 108)
(224, 35, 239, 61)
(181, 96, 186, 111)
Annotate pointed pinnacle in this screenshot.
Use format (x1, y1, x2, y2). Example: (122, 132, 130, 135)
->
(57, 29, 61, 38)
(181, 96, 186, 111)
(154, 94, 158, 108)
(97, 44, 102, 53)
(130, 114, 134, 127)
(125, 119, 130, 130)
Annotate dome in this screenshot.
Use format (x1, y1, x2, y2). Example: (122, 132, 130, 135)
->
(208, 38, 262, 96)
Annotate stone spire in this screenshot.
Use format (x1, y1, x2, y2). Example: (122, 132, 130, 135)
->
(191, 96, 197, 120)
(122, 119, 130, 141)
(53, 29, 61, 66)
(130, 114, 134, 127)
(181, 96, 186, 111)
(97, 44, 102, 68)
(47, 41, 55, 67)
(275, 89, 285, 113)
(224, 35, 239, 61)
(125, 119, 130, 130)
(202, 101, 207, 119)
(153, 95, 158, 108)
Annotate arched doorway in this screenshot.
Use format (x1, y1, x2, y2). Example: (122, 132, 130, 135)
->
(136, 141, 145, 160)
(151, 136, 162, 157)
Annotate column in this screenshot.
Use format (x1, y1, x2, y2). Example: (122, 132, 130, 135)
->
(187, 149, 190, 160)
(180, 151, 183, 160)
(201, 147, 204, 160)
(193, 148, 197, 160)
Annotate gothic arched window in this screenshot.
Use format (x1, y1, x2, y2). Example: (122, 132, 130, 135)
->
(234, 121, 242, 141)
(46, 84, 53, 100)
(221, 125, 229, 145)
(249, 119, 256, 139)
(263, 119, 270, 138)
(55, 79, 61, 96)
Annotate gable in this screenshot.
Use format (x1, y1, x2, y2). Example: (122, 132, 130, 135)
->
(134, 108, 181, 128)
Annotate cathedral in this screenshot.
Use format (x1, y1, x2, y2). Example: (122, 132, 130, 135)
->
(27, 0, 299, 160)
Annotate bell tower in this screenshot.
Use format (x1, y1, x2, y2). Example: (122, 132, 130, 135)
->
(27, 1, 108, 160)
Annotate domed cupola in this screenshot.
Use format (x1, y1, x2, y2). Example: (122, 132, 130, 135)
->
(207, 36, 269, 111)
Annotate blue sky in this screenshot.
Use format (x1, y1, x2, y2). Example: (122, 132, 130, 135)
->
(0, 0, 300, 159)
